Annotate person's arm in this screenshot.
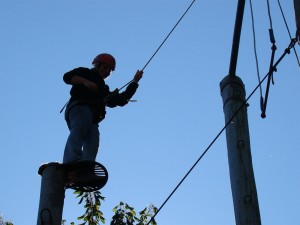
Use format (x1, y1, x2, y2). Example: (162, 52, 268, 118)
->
(106, 70, 143, 107)
(63, 68, 98, 92)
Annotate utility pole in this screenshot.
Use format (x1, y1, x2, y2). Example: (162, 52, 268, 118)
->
(37, 163, 66, 225)
(220, 0, 261, 224)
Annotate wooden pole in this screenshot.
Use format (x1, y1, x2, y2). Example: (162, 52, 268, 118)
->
(222, 0, 262, 223)
(37, 163, 66, 225)
(228, 0, 246, 76)
(220, 75, 261, 225)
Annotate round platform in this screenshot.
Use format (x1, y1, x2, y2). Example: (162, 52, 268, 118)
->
(62, 160, 108, 192)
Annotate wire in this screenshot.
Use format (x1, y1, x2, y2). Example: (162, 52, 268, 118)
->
(118, 0, 197, 91)
(261, 0, 277, 118)
(141, 0, 196, 72)
(249, 0, 263, 104)
(266, 0, 274, 31)
(147, 38, 297, 225)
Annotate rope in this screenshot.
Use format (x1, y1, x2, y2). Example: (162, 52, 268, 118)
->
(276, 0, 300, 67)
(249, 0, 263, 109)
(147, 39, 297, 225)
(261, 0, 277, 118)
(141, 0, 196, 71)
(118, 0, 197, 91)
(266, 0, 274, 31)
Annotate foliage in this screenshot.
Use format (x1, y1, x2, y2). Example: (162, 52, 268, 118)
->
(74, 191, 105, 225)
(111, 202, 157, 225)
(68, 190, 158, 225)
(0, 215, 13, 225)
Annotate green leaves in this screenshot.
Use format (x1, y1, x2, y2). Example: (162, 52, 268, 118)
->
(64, 191, 157, 225)
(75, 190, 106, 225)
(110, 202, 157, 225)
(0, 215, 13, 225)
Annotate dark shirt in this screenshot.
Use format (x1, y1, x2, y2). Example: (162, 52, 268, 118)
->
(64, 67, 139, 123)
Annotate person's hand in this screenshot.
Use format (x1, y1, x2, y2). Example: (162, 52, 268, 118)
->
(133, 70, 143, 83)
(83, 80, 98, 92)
(71, 75, 98, 91)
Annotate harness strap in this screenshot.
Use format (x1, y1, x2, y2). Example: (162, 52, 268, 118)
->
(60, 101, 69, 113)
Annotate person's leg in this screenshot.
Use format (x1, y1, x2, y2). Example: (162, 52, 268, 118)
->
(82, 123, 99, 161)
(63, 105, 94, 163)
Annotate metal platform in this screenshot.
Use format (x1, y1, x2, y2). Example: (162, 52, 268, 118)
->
(38, 160, 108, 192)
(63, 160, 108, 192)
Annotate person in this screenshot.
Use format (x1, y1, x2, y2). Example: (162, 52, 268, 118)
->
(62, 53, 143, 163)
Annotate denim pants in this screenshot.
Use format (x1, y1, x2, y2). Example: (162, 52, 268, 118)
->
(63, 104, 99, 163)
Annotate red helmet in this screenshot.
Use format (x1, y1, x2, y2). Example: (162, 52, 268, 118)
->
(92, 53, 116, 71)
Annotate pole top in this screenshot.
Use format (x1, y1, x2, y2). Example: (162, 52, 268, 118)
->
(220, 75, 245, 92)
(38, 162, 61, 175)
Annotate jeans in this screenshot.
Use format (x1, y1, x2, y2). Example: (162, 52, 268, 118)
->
(63, 104, 99, 163)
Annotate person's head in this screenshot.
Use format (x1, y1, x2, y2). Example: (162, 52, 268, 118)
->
(92, 53, 116, 79)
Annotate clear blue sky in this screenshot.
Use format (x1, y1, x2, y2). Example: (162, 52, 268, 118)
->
(1, 1, 299, 225)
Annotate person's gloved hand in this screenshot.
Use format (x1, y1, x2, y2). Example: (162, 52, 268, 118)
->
(133, 70, 143, 83)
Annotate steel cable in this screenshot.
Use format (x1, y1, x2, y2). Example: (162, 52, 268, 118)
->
(118, 0, 197, 91)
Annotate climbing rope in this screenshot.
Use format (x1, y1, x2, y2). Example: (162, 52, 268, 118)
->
(118, 0, 197, 91)
(261, 0, 277, 118)
(249, 0, 263, 110)
(146, 38, 297, 225)
(266, 0, 274, 30)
